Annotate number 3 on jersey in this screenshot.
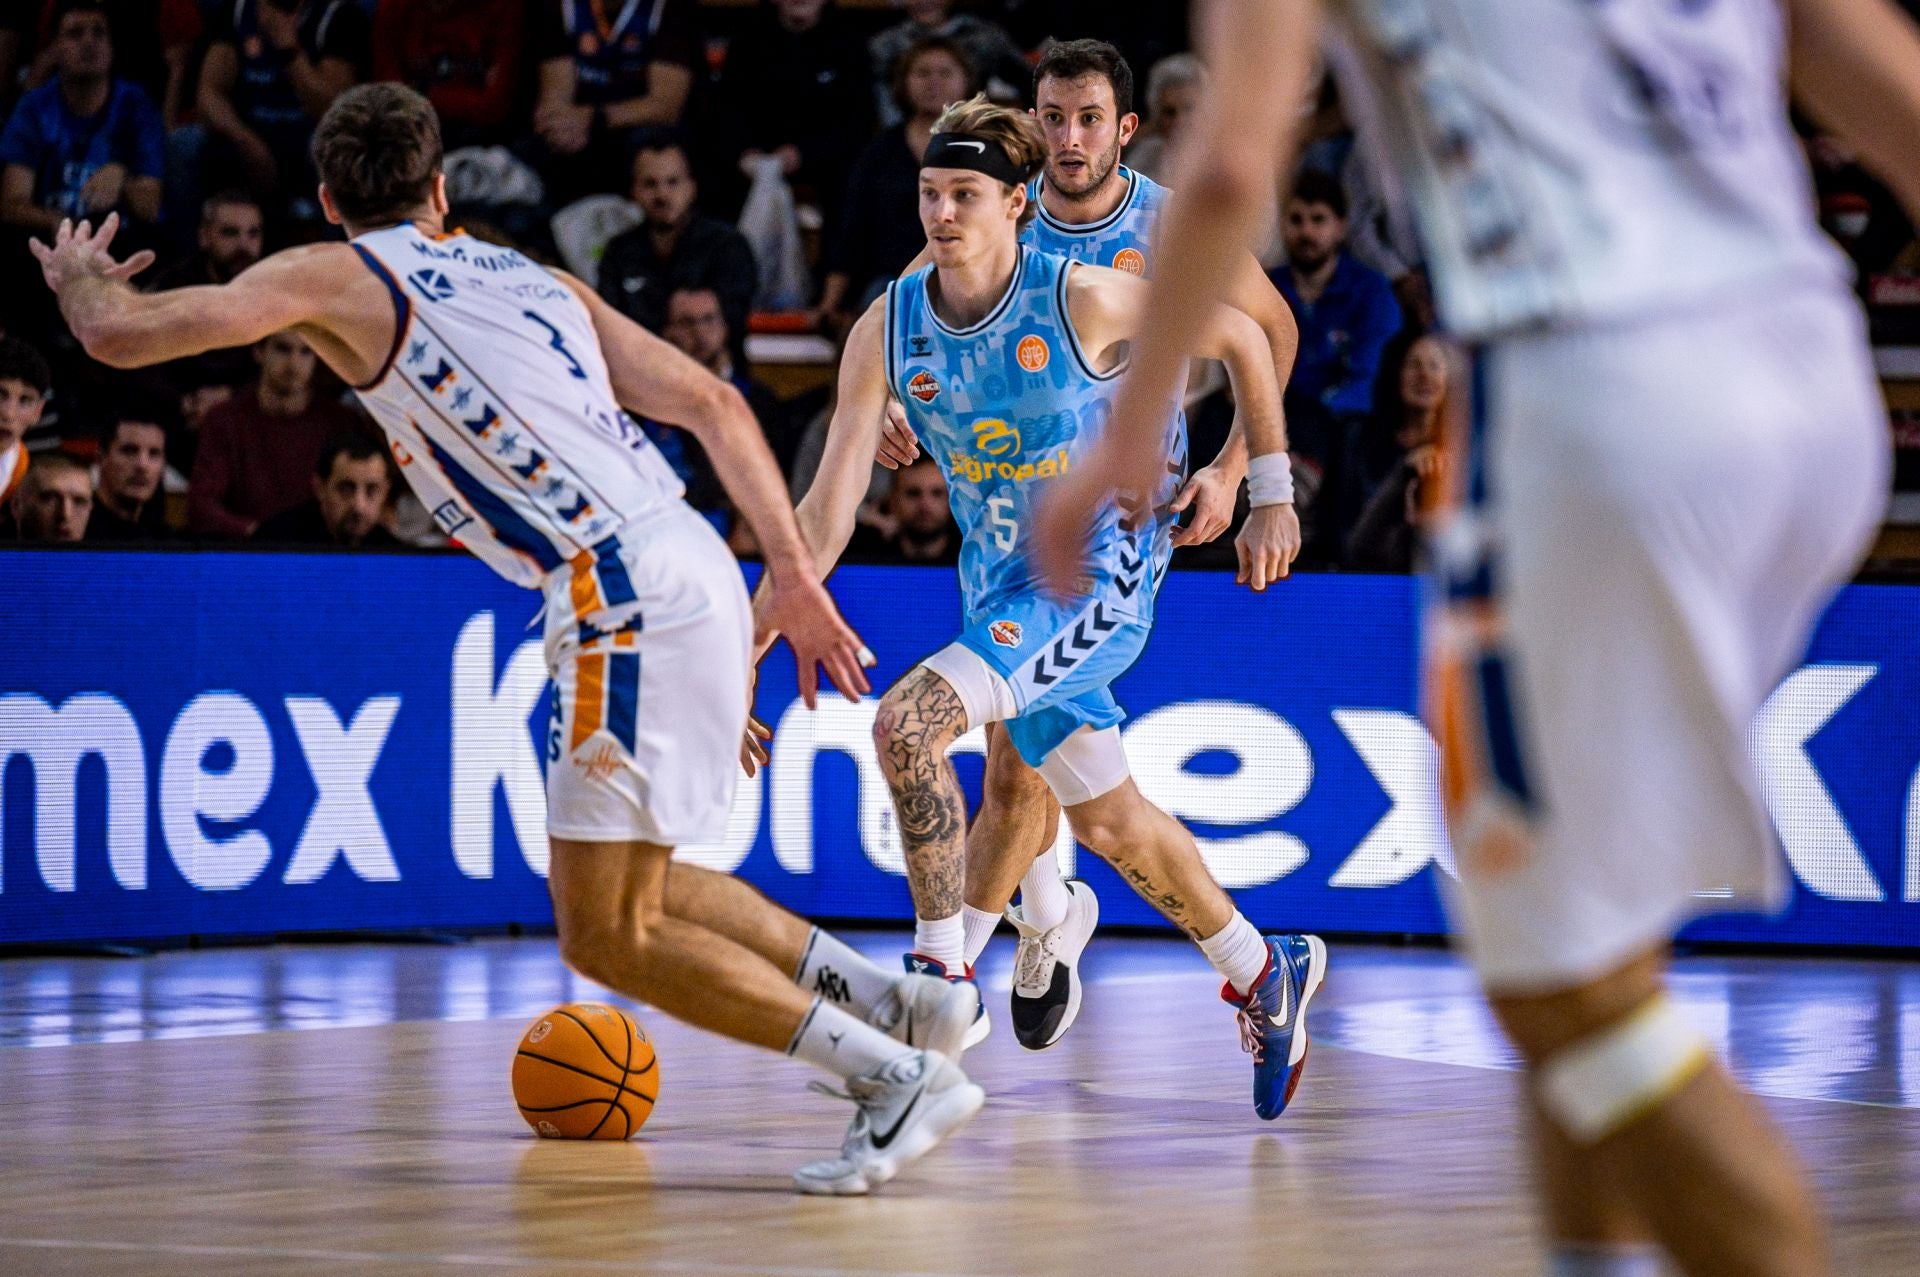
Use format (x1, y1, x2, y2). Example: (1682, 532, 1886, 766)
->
(986, 494, 1017, 551)
(524, 310, 587, 380)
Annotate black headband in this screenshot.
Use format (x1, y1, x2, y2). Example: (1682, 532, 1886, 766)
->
(921, 132, 1026, 185)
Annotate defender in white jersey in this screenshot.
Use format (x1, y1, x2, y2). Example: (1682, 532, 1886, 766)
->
(1041, 2, 1920, 1273)
(33, 83, 991, 1197)
(856, 40, 1306, 1051)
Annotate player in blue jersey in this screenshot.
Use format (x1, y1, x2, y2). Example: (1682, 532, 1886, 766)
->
(751, 94, 1327, 1120)
(869, 41, 1305, 1052)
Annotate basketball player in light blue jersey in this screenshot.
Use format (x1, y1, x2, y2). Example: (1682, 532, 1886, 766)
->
(867, 41, 1307, 1053)
(753, 95, 1327, 1121)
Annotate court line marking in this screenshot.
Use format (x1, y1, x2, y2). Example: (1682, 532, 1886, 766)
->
(0, 1237, 1006, 1277)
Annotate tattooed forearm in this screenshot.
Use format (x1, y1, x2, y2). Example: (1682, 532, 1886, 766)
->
(875, 665, 974, 920)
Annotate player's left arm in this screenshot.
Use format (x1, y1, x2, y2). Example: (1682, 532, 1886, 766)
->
(33, 214, 335, 366)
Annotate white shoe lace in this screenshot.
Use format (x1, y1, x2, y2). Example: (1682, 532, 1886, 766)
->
(1014, 923, 1065, 993)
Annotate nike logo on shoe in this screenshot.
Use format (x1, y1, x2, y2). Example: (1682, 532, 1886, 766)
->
(870, 1088, 922, 1149)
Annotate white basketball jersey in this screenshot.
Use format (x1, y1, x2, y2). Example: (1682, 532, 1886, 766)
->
(0, 442, 23, 506)
(1328, 0, 1848, 338)
(348, 223, 684, 588)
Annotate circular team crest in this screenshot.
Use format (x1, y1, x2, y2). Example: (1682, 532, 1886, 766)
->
(1112, 248, 1146, 275)
(1016, 334, 1050, 372)
(907, 369, 941, 403)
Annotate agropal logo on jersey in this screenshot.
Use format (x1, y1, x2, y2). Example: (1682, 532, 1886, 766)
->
(948, 417, 1070, 486)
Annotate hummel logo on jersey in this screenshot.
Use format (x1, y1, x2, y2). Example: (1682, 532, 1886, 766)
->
(814, 968, 853, 1004)
(828, 1029, 845, 1047)
(909, 334, 932, 356)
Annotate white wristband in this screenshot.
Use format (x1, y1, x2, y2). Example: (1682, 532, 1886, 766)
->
(1246, 453, 1294, 507)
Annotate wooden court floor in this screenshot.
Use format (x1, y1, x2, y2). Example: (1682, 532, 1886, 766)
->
(1, 934, 1917, 1276)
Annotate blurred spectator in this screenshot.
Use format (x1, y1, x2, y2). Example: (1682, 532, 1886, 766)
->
(869, 0, 1027, 128)
(1269, 169, 1401, 467)
(189, 331, 360, 538)
(598, 135, 758, 347)
(373, 0, 525, 152)
(11, 450, 91, 541)
(1, 2, 163, 235)
(254, 431, 397, 547)
(1000, 2, 1185, 86)
(0, 10, 27, 118)
(820, 37, 973, 330)
(531, 0, 699, 202)
(1125, 53, 1203, 182)
(149, 191, 267, 449)
(847, 455, 959, 565)
(711, 0, 872, 240)
(197, 0, 368, 218)
(662, 283, 790, 456)
(0, 337, 52, 508)
(84, 398, 171, 541)
(1345, 332, 1448, 572)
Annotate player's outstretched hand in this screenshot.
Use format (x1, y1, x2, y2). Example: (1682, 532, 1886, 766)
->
(1235, 502, 1301, 592)
(755, 566, 874, 708)
(1169, 462, 1237, 546)
(29, 213, 154, 296)
(875, 398, 920, 470)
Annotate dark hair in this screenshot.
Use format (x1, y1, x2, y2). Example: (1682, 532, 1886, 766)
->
(1034, 39, 1133, 117)
(629, 127, 691, 170)
(1358, 326, 1432, 474)
(202, 188, 262, 220)
(54, 0, 110, 32)
(0, 337, 52, 396)
(104, 378, 181, 440)
(1289, 168, 1348, 219)
(315, 430, 390, 481)
(311, 83, 443, 227)
(892, 35, 976, 118)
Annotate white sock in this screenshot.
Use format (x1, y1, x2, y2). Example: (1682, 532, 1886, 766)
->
(1549, 1245, 1663, 1277)
(1017, 846, 1073, 932)
(961, 905, 1001, 967)
(786, 998, 916, 1079)
(1198, 913, 1269, 997)
(792, 928, 898, 1016)
(913, 910, 966, 972)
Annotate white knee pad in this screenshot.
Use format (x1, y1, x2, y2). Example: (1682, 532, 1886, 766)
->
(1535, 994, 1711, 1144)
(1036, 726, 1130, 806)
(917, 642, 1019, 730)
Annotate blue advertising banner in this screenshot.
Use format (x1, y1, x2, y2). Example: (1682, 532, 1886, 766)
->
(1, 552, 1916, 949)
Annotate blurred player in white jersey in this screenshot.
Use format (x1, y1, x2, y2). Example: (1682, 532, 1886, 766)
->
(1039, 1, 1920, 1272)
(863, 40, 1304, 1050)
(33, 82, 989, 1197)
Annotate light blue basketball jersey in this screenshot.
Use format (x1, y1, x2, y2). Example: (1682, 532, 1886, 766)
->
(1023, 165, 1169, 276)
(885, 245, 1183, 627)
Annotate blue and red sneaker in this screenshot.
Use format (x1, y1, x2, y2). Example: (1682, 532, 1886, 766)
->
(1221, 934, 1327, 1119)
(903, 953, 991, 1048)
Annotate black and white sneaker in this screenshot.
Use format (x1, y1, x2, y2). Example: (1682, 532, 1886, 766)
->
(868, 972, 981, 1060)
(1006, 878, 1099, 1050)
(792, 1050, 985, 1196)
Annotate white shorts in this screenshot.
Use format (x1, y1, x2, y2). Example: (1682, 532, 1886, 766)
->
(542, 504, 752, 846)
(1437, 286, 1889, 993)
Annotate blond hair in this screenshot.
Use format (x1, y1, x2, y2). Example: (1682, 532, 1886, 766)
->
(931, 94, 1047, 229)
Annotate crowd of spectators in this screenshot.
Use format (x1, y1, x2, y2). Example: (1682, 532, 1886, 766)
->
(0, 0, 1912, 570)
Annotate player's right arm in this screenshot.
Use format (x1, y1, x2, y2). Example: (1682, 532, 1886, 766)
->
(566, 274, 872, 708)
(1787, 0, 1920, 222)
(752, 297, 892, 658)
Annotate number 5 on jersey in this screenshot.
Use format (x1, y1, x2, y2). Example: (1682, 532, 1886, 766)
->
(986, 494, 1017, 551)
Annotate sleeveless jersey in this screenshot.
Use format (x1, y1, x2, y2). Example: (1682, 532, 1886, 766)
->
(348, 223, 684, 588)
(1328, 0, 1847, 338)
(1023, 165, 1169, 277)
(886, 245, 1181, 623)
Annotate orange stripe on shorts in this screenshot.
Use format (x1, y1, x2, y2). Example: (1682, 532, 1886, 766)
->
(572, 652, 606, 752)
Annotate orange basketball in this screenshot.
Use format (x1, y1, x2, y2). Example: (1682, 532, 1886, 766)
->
(511, 1002, 658, 1139)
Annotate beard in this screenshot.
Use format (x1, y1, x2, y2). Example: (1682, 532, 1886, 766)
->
(1048, 140, 1121, 199)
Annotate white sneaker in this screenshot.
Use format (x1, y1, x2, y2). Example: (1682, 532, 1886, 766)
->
(868, 972, 981, 1060)
(1007, 879, 1099, 1050)
(793, 1050, 985, 1196)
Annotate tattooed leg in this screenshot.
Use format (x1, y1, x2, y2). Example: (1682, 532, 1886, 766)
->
(1066, 779, 1234, 941)
(873, 666, 973, 921)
